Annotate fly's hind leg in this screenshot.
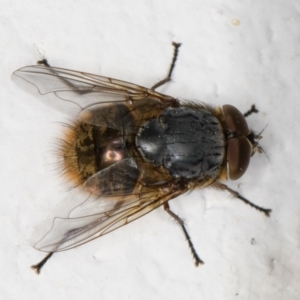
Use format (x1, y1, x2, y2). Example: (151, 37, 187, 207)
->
(31, 252, 54, 274)
(151, 42, 182, 90)
(163, 202, 204, 266)
(37, 58, 90, 95)
(214, 182, 272, 216)
(37, 58, 50, 67)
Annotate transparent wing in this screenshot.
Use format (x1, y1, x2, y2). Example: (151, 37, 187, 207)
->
(34, 184, 181, 253)
(33, 158, 184, 252)
(12, 64, 177, 118)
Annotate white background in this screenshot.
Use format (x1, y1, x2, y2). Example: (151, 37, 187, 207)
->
(1, 0, 300, 299)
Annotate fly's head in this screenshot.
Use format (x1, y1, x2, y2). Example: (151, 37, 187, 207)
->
(221, 104, 263, 181)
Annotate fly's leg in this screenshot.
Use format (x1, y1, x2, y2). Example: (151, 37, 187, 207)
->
(37, 59, 50, 67)
(37, 58, 91, 95)
(244, 104, 259, 117)
(163, 202, 204, 266)
(151, 42, 182, 90)
(214, 182, 272, 216)
(31, 252, 54, 274)
(37, 43, 182, 93)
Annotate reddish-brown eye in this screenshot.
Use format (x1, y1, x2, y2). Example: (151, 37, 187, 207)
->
(222, 105, 249, 136)
(228, 136, 252, 180)
(223, 105, 253, 180)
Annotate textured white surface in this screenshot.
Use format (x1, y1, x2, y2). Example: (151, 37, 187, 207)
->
(1, 0, 300, 299)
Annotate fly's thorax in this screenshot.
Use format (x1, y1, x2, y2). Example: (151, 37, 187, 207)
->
(136, 106, 226, 181)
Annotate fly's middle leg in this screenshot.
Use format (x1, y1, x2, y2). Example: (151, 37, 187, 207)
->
(151, 42, 182, 90)
(163, 201, 204, 266)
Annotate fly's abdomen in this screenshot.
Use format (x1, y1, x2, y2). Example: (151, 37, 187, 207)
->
(136, 107, 225, 179)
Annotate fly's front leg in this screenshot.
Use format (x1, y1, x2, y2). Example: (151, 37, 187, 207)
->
(163, 202, 204, 266)
(244, 104, 259, 117)
(151, 42, 182, 90)
(213, 182, 272, 216)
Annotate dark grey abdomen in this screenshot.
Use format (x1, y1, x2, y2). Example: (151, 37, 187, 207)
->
(136, 106, 225, 179)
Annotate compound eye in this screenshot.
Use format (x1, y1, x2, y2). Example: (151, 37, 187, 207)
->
(228, 136, 252, 180)
(223, 105, 249, 136)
